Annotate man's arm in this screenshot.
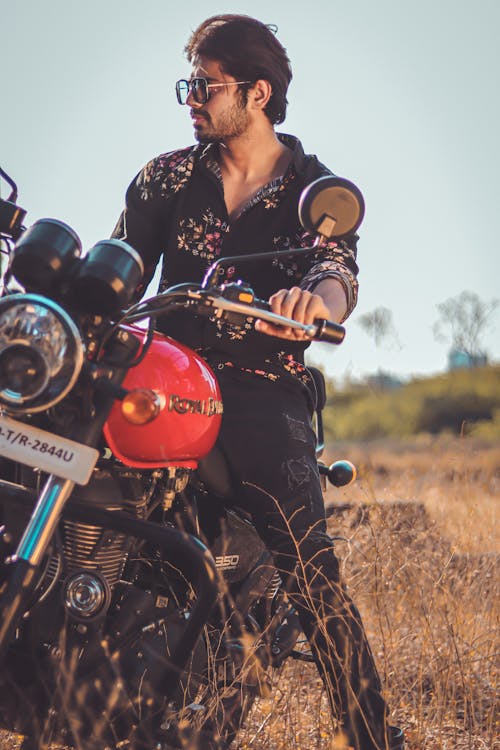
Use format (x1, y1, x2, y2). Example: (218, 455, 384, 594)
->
(111, 163, 165, 298)
(312, 277, 348, 323)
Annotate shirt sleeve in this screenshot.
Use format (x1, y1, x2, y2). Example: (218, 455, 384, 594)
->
(111, 158, 167, 298)
(298, 232, 359, 321)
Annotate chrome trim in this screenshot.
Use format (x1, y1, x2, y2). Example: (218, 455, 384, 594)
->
(0, 293, 84, 413)
(16, 475, 75, 565)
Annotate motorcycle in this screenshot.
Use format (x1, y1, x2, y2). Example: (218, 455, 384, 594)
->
(0, 166, 363, 750)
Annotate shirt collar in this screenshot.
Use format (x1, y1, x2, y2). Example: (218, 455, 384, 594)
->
(196, 133, 307, 177)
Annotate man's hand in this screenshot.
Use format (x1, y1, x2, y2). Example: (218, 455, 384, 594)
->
(254, 279, 348, 340)
(253, 287, 326, 340)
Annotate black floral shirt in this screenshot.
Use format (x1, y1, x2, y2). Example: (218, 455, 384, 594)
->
(112, 134, 359, 385)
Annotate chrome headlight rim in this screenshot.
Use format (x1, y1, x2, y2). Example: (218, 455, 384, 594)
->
(0, 293, 84, 414)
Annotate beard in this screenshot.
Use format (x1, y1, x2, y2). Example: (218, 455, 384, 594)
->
(192, 99, 250, 143)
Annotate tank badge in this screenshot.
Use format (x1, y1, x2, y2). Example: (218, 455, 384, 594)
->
(168, 394, 223, 417)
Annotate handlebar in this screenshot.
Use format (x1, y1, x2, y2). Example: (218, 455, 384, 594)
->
(121, 283, 345, 345)
(207, 292, 345, 344)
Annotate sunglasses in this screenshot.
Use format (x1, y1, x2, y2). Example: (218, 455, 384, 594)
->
(175, 77, 252, 105)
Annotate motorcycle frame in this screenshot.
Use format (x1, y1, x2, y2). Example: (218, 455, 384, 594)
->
(0, 477, 218, 701)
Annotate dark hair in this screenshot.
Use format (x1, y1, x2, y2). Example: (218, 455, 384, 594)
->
(185, 14, 292, 125)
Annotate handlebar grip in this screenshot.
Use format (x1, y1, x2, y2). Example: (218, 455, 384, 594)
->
(252, 295, 345, 344)
(313, 319, 345, 344)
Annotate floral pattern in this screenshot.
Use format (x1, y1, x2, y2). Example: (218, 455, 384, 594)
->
(177, 208, 229, 264)
(213, 314, 255, 342)
(115, 134, 359, 386)
(210, 351, 311, 387)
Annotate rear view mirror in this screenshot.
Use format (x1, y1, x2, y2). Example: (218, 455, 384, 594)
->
(298, 176, 365, 240)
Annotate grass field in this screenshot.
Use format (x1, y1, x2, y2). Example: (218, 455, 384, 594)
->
(239, 436, 499, 749)
(1, 436, 498, 749)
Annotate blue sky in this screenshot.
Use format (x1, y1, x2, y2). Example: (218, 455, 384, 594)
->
(2, 0, 498, 380)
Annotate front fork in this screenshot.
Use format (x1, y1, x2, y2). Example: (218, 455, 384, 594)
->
(0, 476, 74, 660)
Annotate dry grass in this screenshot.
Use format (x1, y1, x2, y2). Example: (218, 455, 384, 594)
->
(1, 437, 498, 749)
(329, 434, 499, 555)
(239, 436, 499, 750)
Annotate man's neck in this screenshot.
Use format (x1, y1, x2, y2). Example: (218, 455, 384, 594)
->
(216, 125, 291, 185)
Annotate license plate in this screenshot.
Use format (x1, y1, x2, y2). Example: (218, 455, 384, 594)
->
(0, 414, 99, 485)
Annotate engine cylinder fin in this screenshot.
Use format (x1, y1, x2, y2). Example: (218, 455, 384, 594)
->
(60, 519, 128, 586)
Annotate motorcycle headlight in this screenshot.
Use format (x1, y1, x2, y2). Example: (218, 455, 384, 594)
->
(0, 294, 84, 413)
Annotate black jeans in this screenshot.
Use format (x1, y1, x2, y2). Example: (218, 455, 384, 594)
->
(214, 366, 391, 750)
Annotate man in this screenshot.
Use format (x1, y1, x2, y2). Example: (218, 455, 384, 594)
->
(113, 14, 404, 750)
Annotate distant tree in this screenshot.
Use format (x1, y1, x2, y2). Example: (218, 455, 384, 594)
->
(433, 291, 498, 358)
(357, 307, 401, 390)
(357, 306, 399, 349)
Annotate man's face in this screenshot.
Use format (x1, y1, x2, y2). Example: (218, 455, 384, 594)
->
(187, 57, 250, 143)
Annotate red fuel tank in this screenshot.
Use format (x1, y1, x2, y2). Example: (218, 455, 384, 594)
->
(103, 327, 222, 469)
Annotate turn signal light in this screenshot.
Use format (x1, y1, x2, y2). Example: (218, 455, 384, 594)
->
(121, 388, 162, 425)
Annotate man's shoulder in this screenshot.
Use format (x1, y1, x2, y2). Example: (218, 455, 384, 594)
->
(296, 146, 333, 183)
(301, 153, 332, 183)
(146, 144, 199, 175)
(278, 133, 333, 184)
(136, 144, 203, 198)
